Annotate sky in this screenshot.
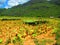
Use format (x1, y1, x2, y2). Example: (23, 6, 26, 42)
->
(0, 0, 30, 8)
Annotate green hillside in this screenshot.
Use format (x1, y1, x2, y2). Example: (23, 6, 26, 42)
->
(0, 0, 60, 17)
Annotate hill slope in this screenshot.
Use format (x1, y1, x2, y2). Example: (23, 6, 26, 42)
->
(0, 0, 60, 17)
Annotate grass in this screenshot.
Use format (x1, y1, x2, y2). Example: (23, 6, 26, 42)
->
(55, 22, 60, 45)
(0, 17, 60, 45)
(33, 38, 40, 45)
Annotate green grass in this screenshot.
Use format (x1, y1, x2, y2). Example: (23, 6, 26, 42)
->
(33, 38, 40, 45)
(55, 22, 60, 45)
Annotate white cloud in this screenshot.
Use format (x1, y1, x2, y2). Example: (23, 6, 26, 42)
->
(5, 0, 30, 8)
(8, 0, 19, 6)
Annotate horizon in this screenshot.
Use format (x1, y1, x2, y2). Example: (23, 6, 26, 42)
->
(0, 0, 30, 8)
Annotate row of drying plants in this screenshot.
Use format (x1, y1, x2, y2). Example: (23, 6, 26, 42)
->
(0, 19, 58, 45)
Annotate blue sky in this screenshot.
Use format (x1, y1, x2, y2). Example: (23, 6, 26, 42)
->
(0, 0, 30, 8)
(0, 0, 8, 8)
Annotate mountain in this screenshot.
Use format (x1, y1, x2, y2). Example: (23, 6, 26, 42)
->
(0, 0, 60, 17)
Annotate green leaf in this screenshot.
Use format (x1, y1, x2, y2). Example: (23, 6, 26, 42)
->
(13, 37, 17, 43)
(17, 33, 22, 38)
(0, 38, 3, 43)
(33, 38, 40, 45)
(32, 33, 37, 37)
(52, 28, 57, 34)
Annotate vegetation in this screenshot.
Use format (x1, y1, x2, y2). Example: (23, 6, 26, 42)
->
(0, 0, 60, 45)
(0, 38, 3, 43)
(0, 0, 60, 17)
(0, 17, 59, 45)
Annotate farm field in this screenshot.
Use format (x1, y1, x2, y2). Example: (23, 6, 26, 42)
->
(0, 17, 60, 45)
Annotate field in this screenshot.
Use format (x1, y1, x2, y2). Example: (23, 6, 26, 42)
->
(0, 17, 60, 45)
